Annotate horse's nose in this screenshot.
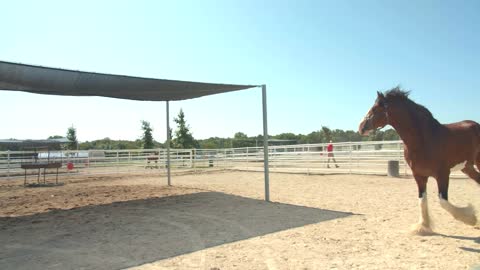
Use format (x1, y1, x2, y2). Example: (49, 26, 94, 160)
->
(358, 122, 364, 134)
(358, 120, 369, 135)
(359, 126, 366, 135)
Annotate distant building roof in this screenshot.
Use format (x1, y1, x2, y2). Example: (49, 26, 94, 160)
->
(0, 138, 70, 147)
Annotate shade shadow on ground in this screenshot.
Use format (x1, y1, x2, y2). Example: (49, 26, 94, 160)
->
(0, 192, 353, 270)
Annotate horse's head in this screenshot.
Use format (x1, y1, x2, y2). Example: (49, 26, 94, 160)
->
(358, 91, 389, 135)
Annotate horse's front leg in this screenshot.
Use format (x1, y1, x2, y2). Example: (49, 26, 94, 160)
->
(436, 170, 477, 226)
(411, 174, 434, 235)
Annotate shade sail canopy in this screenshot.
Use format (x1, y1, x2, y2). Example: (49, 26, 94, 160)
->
(0, 61, 257, 101)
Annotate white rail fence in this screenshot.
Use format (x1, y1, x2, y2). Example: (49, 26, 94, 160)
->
(0, 140, 466, 181)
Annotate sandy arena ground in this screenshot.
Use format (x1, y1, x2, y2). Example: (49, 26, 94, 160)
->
(0, 171, 479, 269)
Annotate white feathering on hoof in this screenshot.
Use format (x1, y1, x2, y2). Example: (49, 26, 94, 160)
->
(410, 222, 434, 236)
(439, 199, 477, 226)
(411, 194, 434, 235)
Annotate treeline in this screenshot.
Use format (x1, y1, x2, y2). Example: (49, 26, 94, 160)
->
(75, 127, 399, 150)
(0, 109, 400, 151)
(78, 138, 162, 150)
(78, 128, 400, 150)
(198, 127, 399, 149)
(0, 128, 399, 151)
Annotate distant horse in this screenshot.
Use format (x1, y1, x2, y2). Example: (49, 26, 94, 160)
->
(358, 87, 480, 235)
(146, 151, 159, 169)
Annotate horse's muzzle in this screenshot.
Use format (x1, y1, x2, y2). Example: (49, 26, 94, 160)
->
(358, 119, 371, 136)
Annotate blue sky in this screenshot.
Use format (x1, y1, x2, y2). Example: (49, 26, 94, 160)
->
(1, 0, 479, 142)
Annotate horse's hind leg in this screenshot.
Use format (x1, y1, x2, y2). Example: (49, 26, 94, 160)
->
(461, 160, 480, 184)
(436, 170, 477, 226)
(411, 174, 433, 235)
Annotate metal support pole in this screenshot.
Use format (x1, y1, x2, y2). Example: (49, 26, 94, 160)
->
(166, 101, 171, 186)
(262, 85, 270, 202)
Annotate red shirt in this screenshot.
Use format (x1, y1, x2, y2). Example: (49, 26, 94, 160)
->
(327, 144, 333, 152)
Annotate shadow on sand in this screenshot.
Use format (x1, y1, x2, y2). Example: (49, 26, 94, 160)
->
(0, 192, 353, 270)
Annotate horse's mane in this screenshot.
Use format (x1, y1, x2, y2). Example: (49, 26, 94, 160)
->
(383, 87, 441, 126)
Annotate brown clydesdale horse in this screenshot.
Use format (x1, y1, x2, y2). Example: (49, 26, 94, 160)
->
(359, 87, 480, 235)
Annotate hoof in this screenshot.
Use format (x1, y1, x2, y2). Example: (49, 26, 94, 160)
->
(410, 222, 434, 236)
(454, 204, 477, 226)
(440, 199, 478, 226)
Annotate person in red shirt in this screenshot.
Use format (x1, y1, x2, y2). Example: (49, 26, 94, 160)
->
(327, 140, 339, 168)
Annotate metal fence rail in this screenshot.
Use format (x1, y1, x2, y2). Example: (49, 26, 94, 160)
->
(0, 140, 467, 181)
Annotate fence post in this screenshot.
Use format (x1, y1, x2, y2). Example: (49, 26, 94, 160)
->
(224, 148, 227, 168)
(307, 145, 311, 175)
(349, 144, 352, 174)
(7, 150, 10, 180)
(399, 142, 407, 176)
(116, 151, 119, 174)
(87, 150, 90, 174)
(190, 149, 193, 168)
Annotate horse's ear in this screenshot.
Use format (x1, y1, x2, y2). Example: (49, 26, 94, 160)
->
(377, 91, 385, 99)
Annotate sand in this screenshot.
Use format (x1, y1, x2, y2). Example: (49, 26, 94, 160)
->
(0, 171, 479, 269)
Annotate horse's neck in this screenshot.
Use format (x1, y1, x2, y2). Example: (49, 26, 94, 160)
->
(389, 105, 435, 151)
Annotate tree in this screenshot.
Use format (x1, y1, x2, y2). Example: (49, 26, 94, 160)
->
(233, 132, 254, 148)
(344, 130, 363, 142)
(320, 126, 332, 142)
(275, 133, 299, 141)
(234, 132, 248, 140)
(47, 135, 64, 139)
(383, 129, 400, 140)
(141, 120, 154, 149)
(79, 138, 143, 150)
(198, 138, 219, 149)
(172, 109, 198, 148)
(368, 130, 384, 149)
(66, 126, 78, 150)
(303, 131, 322, 144)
